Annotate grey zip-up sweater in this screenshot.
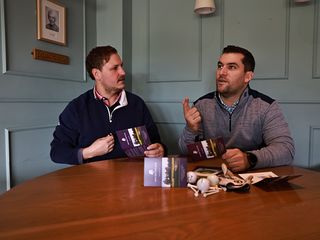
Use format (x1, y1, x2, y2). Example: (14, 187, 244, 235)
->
(179, 87, 295, 169)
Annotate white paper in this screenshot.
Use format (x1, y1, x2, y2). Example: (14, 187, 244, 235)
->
(239, 172, 278, 184)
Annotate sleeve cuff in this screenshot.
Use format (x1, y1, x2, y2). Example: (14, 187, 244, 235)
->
(78, 148, 84, 164)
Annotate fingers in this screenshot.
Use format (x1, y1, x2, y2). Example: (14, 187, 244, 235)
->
(144, 143, 164, 158)
(182, 97, 199, 117)
(222, 149, 247, 173)
(105, 134, 114, 143)
(105, 134, 114, 153)
(182, 97, 201, 132)
(182, 97, 191, 115)
(222, 149, 238, 160)
(82, 134, 116, 160)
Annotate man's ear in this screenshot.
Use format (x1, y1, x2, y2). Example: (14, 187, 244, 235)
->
(92, 68, 101, 81)
(244, 71, 254, 83)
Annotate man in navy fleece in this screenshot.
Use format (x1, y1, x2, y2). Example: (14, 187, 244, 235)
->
(50, 45, 165, 164)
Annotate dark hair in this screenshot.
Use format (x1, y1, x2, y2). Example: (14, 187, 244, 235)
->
(222, 45, 255, 72)
(86, 45, 118, 80)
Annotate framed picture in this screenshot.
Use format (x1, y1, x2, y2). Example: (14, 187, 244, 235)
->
(37, 0, 66, 46)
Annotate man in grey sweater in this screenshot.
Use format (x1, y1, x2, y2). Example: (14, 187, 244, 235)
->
(179, 45, 295, 173)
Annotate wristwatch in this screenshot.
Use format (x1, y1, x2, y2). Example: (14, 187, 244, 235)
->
(246, 152, 257, 169)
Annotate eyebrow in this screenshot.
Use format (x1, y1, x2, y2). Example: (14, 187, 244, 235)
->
(217, 61, 240, 67)
(109, 63, 123, 70)
(114, 63, 123, 67)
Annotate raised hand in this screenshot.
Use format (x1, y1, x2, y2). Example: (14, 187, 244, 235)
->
(182, 97, 201, 132)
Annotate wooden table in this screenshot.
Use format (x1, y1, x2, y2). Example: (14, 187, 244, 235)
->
(0, 158, 320, 240)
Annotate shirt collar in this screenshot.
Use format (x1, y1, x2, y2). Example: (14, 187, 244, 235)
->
(218, 93, 239, 114)
(93, 86, 123, 107)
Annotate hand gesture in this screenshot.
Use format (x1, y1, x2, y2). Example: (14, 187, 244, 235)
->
(144, 143, 165, 158)
(182, 97, 201, 132)
(82, 134, 115, 160)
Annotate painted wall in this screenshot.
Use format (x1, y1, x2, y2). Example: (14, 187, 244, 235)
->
(0, 0, 319, 194)
(129, 0, 320, 169)
(0, 0, 99, 193)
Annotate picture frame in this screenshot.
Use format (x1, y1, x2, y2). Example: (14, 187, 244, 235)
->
(37, 0, 66, 46)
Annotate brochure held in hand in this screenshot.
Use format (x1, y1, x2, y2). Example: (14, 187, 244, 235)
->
(187, 137, 226, 161)
(116, 125, 151, 157)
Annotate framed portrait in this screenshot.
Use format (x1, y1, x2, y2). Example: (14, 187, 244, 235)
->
(37, 0, 66, 46)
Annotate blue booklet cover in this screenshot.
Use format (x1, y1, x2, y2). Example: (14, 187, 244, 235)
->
(116, 125, 151, 157)
(144, 157, 188, 188)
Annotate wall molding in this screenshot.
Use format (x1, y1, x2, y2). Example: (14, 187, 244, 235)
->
(3, 70, 87, 83)
(313, 0, 320, 79)
(0, 0, 6, 74)
(145, 99, 320, 104)
(278, 100, 320, 104)
(0, 0, 87, 83)
(309, 126, 320, 168)
(220, 0, 290, 80)
(4, 124, 55, 190)
(146, 99, 320, 125)
(0, 98, 70, 103)
(146, 0, 202, 83)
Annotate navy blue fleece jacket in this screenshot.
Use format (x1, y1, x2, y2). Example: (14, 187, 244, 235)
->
(50, 89, 163, 165)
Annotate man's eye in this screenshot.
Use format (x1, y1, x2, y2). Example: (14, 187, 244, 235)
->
(217, 64, 223, 69)
(228, 65, 237, 70)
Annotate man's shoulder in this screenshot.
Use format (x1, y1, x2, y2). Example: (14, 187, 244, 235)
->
(68, 89, 95, 108)
(194, 91, 216, 105)
(248, 88, 275, 105)
(73, 89, 93, 100)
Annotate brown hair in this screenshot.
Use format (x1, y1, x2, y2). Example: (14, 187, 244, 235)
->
(222, 45, 255, 72)
(85, 45, 118, 80)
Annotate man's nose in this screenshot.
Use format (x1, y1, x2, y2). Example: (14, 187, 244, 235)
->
(118, 66, 126, 75)
(219, 66, 227, 75)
